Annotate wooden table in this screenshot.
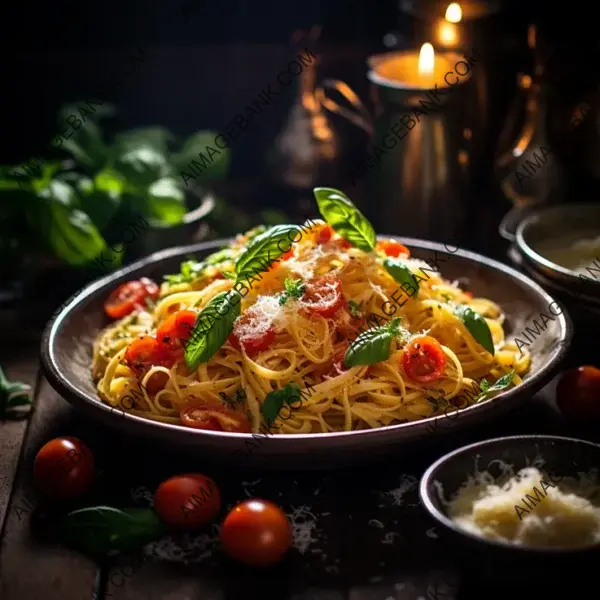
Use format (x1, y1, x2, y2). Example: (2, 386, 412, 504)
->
(0, 317, 597, 600)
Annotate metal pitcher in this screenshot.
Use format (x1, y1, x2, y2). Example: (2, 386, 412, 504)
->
(316, 50, 480, 245)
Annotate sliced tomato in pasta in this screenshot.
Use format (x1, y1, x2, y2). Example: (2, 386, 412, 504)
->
(124, 336, 175, 376)
(229, 306, 276, 356)
(156, 310, 197, 352)
(301, 274, 344, 318)
(402, 336, 447, 383)
(377, 240, 410, 258)
(180, 404, 252, 432)
(104, 278, 159, 319)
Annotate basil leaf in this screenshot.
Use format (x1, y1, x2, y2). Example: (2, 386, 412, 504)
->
(146, 177, 186, 225)
(473, 370, 515, 403)
(348, 300, 362, 318)
(61, 506, 165, 558)
(262, 382, 302, 426)
(345, 318, 403, 367)
(455, 305, 495, 356)
(383, 258, 420, 297)
(313, 187, 376, 252)
(235, 224, 302, 283)
(185, 290, 241, 370)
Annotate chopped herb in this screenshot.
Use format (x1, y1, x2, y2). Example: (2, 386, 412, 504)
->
(473, 370, 515, 403)
(0, 366, 33, 420)
(348, 300, 362, 317)
(440, 293, 453, 302)
(221, 271, 236, 280)
(164, 260, 206, 284)
(279, 277, 305, 306)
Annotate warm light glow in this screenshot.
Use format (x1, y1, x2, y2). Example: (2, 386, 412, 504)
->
(445, 3, 462, 22)
(418, 43, 435, 75)
(439, 22, 457, 45)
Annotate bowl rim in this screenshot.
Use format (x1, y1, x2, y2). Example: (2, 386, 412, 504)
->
(40, 236, 572, 448)
(419, 434, 600, 554)
(515, 203, 600, 288)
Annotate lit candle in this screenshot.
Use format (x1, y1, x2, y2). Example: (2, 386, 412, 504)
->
(437, 3, 463, 50)
(370, 43, 467, 90)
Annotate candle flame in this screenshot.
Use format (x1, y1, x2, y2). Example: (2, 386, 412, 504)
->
(439, 22, 457, 45)
(418, 43, 435, 75)
(445, 3, 462, 22)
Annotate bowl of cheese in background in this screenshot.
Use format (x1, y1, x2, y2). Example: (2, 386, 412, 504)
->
(419, 435, 600, 582)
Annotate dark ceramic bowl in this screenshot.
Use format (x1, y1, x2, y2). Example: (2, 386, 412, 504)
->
(40, 238, 572, 468)
(419, 435, 600, 577)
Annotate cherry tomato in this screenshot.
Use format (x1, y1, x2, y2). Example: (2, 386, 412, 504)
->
(402, 335, 447, 383)
(220, 498, 292, 567)
(104, 278, 159, 319)
(154, 473, 221, 529)
(34, 437, 95, 500)
(156, 310, 197, 353)
(229, 306, 276, 356)
(316, 225, 334, 244)
(301, 274, 345, 318)
(180, 403, 252, 432)
(556, 365, 600, 422)
(124, 336, 175, 376)
(377, 240, 411, 258)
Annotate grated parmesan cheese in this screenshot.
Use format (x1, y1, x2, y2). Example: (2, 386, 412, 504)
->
(448, 466, 600, 548)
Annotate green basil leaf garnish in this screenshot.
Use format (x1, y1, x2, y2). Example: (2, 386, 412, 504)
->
(455, 305, 495, 356)
(185, 290, 241, 370)
(473, 370, 515, 403)
(235, 224, 302, 283)
(61, 506, 165, 558)
(262, 382, 302, 426)
(313, 187, 376, 252)
(383, 258, 420, 297)
(345, 317, 405, 367)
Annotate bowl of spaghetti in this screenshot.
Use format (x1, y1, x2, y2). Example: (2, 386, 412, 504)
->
(41, 187, 572, 467)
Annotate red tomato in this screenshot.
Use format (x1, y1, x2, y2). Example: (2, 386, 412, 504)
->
(317, 225, 334, 244)
(154, 473, 221, 529)
(104, 278, 159, 319)
(220, 499, 292, 567)
(180, 404, 252, 432)
(301, 274, 344, 318)
(229, 307, 276, 356)
(402, 335, 447, 383)
(377, 240, 410, 258)
(556, 365, 600, 422)
(156, 310, 197, 353)
(34, 437, 95, 500)
(124, 336, 175, 376)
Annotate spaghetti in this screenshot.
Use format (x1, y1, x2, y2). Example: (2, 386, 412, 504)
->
(93, 188, 530, 434)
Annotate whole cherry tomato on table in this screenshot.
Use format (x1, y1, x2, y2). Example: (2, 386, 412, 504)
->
(104, 278, 159, 319)
(556, 365, 600, 422)
(220, 498, 292, 567)
(154, 473, 221, 529)
(402, 336, 447, 384)
(34, 437, 95, 500)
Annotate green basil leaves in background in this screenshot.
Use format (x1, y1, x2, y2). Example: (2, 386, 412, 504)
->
(473, 369, 515, 403)
(313, 187, 376, 252)
(383, 258, 420, 297)
(345, 317, 406, 367)
(235, 224, 302, 283)
(185, 291, 241, 370)
(0, 366, 32, 420)
(62, 506, 165, 558)
(455, 305, 495, 355)
(145, 177, 187, 224)
(262, 382, 302, 426)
